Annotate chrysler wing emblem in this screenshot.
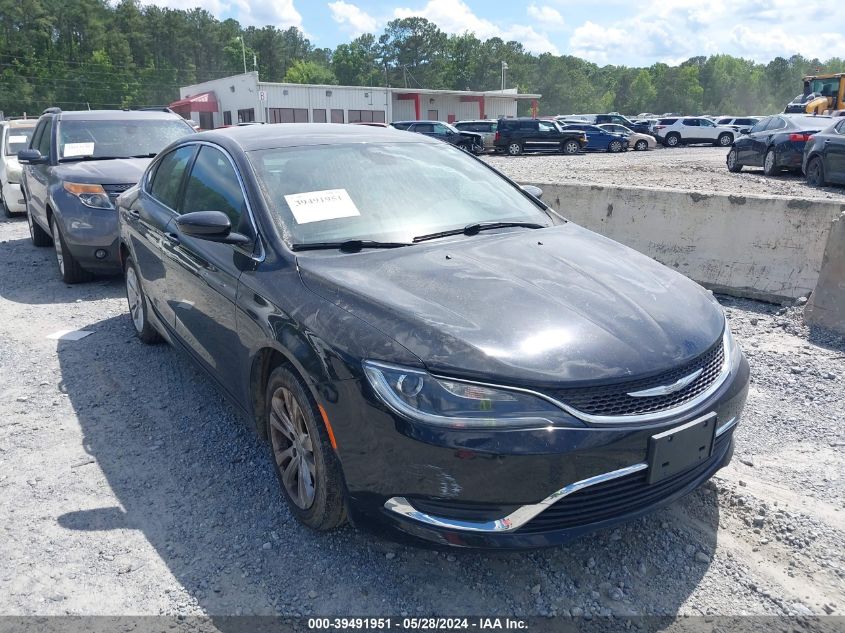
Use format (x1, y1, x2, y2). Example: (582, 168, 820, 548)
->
(627, 368, 703, 398)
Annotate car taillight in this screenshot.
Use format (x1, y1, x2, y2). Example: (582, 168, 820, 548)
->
(494, 131, 500, 142)
(789, 133, 812, 142)
(655, 125, 665, 130)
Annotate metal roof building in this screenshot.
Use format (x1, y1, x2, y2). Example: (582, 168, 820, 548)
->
(172, 72, 540, 130)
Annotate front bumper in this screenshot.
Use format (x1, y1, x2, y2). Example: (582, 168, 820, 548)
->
(55, 192, 122, 274)
(327, 353, 750, 549)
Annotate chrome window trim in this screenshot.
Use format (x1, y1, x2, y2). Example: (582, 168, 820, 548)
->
(384, 414, 740, 534)
(146, 140, 265, 263)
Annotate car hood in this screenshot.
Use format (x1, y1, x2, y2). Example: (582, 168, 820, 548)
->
(53, 157, 151, 184)
(298, 224, 725, 387)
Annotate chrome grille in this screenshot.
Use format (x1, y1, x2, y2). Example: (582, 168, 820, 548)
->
(550, 339, 725, 418)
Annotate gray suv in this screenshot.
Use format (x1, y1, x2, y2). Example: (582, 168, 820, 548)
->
(19, 108, 194, 282)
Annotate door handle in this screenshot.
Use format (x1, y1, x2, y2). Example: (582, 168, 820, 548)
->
(164, 232, 181, 245)
(127, 209, 140, 219)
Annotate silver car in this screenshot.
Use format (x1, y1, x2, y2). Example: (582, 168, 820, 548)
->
(453, 119, 499, 150)
(0, 118, 37, 216)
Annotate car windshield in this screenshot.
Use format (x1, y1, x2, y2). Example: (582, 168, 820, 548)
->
(5, 126, 35, 155)
(57, 119, 192, 160)
(249, 141, 554, 246)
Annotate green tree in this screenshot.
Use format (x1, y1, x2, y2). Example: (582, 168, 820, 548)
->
(283, 60, 336, 85)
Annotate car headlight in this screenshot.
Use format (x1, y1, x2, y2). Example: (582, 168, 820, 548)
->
(63, 182, 114, 209)
(363, 360, 577, 429)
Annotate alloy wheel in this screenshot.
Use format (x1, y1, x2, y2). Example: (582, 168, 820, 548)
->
(269, 386, 317, 509)
(51, 221, 65, 276)
(508, 143, 522, 156)
(719, 134, 732, 147)
(125, 266, 144, 333)
(764, 151, 775, 174)
(807, 158, 825, 186)
(635, 140, 647, 151)
(666, 135, 679, 147)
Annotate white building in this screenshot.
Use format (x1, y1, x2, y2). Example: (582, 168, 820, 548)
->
(171, 72, 540, 129)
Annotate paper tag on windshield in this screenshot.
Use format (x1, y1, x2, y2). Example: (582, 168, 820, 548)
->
(8, 135, 27, 143)
(284, 189, 360, 224)
(63, 142, 95, 157)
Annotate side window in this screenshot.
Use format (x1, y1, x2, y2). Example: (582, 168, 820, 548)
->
(749, 118, 770, 133)
(682, 119, 699, 127)
(538, 121, 556, 132)
(37, 118, 53, 157)
(835, 120, 845, 134)
(432, 123, 450, 134)
(414, 123, 434, 133)
(700, 119, 715, 127)
(768, 117, 787, 131)
(149, 145, 196, 211)
(30, 121, 46, 152)
(181, 146, 246, 231)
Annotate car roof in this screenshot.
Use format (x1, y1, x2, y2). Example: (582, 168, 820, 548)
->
(392, 120, 445, 125)
(51, 109, 186, 121)
(191, 123, 440, 152)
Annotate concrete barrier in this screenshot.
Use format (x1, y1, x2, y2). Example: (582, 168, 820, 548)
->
(805, 212, 845, 336)
(531, 182, 845, 302)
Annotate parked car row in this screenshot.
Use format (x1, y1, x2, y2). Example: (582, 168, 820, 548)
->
(10, 113, 750, 550)
(725, 113, 845, 186)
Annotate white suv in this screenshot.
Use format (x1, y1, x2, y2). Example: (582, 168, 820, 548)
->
(654, 116, 736, 148)
(0, 118, 37, 217)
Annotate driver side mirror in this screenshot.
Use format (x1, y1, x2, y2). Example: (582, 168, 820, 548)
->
(739, 127, 751, 135)
(521, 185, 544, 200)
(17, 149, 45, 164)
(175, 210, 252, 246)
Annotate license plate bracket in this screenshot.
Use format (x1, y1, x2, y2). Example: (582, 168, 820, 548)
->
(647, 414, 716, 485)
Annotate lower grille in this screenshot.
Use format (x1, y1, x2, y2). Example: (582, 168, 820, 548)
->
(515, 432, 730, 534)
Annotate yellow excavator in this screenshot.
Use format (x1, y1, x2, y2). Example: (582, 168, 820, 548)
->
(785, 73, 845, 115)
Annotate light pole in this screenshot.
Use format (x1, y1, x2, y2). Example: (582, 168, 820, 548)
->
(501, 61, 508, 91)
(237, 36, 247, 74)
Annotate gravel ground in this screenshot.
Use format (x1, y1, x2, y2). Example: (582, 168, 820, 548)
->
(484, 146, 845, 201)
(0, 213, 843, 622)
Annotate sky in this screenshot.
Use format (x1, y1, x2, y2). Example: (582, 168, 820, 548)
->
(145, 0, 845, 67)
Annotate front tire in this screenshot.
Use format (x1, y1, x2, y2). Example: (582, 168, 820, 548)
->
(124, 256, 162, 344)
(51, 217, 91, 284)
(2, 189, 16, 218)
(763, 148, 780, 176)
(664, 133, 681, 148)
(805, 156, 826, 187)
(726, 148, 742, 173)
(608, 140, 623, 153)
(507, 142, 524, 156)
(27, 203, 52, 246)
(634, 139, 648, 151)
(562, 139, 580, 155)
(266, 366, 347, 531)
(717, 133, 733, 147)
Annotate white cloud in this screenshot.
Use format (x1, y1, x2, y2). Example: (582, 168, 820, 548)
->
(392, 0, 560, 54)
(568, 0, 845, 66)
(526, 4, 565, 30)
(142, 0, 302, 30)
(328, 1, 378, 36)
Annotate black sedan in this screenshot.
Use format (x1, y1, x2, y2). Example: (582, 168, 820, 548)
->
(803, 117, 845, 186)
(116, 124, 749, 549)
(727, 114, 832, 175)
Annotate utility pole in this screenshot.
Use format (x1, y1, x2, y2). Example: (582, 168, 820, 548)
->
(237, 36, 247, 74)
(501, 61, 508, 91)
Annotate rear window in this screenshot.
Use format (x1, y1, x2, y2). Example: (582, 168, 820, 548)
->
(789, 115, 832, 129)
(658, 118, 678, 125)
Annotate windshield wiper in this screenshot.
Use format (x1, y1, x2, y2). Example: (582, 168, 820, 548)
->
(59, 155, 127, 162)
(129, 152, 158, 158)
(413, 221, 546, 243)
(291, 239, 412, 253)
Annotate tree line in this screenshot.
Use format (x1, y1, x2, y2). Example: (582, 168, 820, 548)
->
(2, 0, 844, 118)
